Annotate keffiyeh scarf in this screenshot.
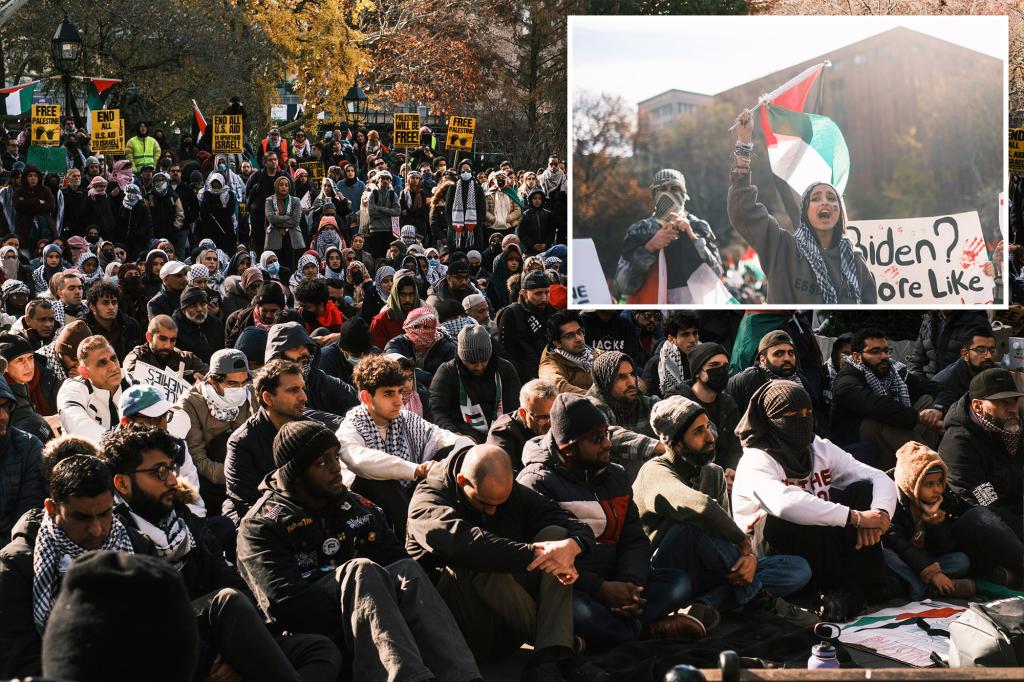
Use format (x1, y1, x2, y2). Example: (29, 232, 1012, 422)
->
(970, 405, 1023, 456)
(758, 363, 805, 390)
(450, 179, 477, 249)
(202, 381, 241, 422)
(33, 513, 134, 632)
(792, 222, 861, 304)
(118, 499, 196, 568)
(348, 404, 433, 470)
(553, 345, 595, 374)
(122, 183, 143, 209)
(844, 356, 910, 407)
(658, 341, 688, 395)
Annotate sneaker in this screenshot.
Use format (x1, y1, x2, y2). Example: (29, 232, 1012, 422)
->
(984, 566, 1021, 588)
(819, 587, 865, 622)
(521, 659, 566, 682)
(650, 603, 720, 639)
(748, 592, 820, 629)
(559, 654, 611, 682)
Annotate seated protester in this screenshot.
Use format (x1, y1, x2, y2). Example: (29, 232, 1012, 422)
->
(30, 243, 64, 296)
(519, 394, 705, 646)
(123, 314, 208, 384)
(883, 442, 975, 600)
(101, 426, 341, 682)
(581, 310, 642, 362)
(224, 281, 302, 349)
(0, 455, 152, 676)
(430, 325, 520, 445)
(370, 269, 420, 350)
(180, 349, 258, 521)
(50, 270, 85, 327)
(338, 355, 473, 539)
(406, 444, 600, 679)
(666, 343, 743, 489)
(931, 326, 997, 416)
(81, 279, 142, 360)
(319, 316, 378, 386)
(35, 319, 90, 384)
(294, 278, 344, 335)
(172, 285, 225, 364)
(733, 381, 899, 621)
(907, 310, 991, 380)
(646, 311, 699, 397)
(539, 310, 603, 396)
(264, 322, 358, 416)
(938, 368, 1024, 586)
(118, 386, 205, 518)
(288, 252, 321, 299)
(0, 282, 30, 334)
(822, 332, 853, 409)
(0, 334, 59, 442)
(390, 352, 432, 421)
(360, 265, 394, 324)
(10, 298, 56, 351)
(831, 327, 943, 468)
(498, 270, 556, 382)
(436, 297, 477, 340)
(236, 421, 480, 682)
(425, 254, 485, 309)
(56, 336, 136, 445)
(464, 291, 494, 333)
(634, 395, 816, 630)
(221, 266, 263, 321)
(383, 305, 455, 382)
(0, 374, 43, 544)
(146, 259, 188, 319)
(488, 378, 556, 472)
(223, 360, 307, 524)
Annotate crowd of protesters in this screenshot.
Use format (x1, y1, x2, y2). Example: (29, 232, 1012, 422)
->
(0, 110, 1019, 682)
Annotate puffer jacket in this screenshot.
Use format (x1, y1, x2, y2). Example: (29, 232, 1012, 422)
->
(613, 212, 721, 297)
(517, 434, 650, 595)
(907, 312, 991, 380)
(0, 423, 43, 544)
(56, 374, 137, 446)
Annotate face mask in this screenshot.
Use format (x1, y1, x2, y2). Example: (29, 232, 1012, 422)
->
(460, 172, 472, 182)
(428, 258, 439, 268)
(109, 275, 118, 286)
(300, 357, 313, 380)
(218, 164, 227, 173)
(769, 415, 815, 452)
(222, 386, 248, 408)
(86, 234, 99, 244)
(703, 365, 729, 394)
(351, 271, 364, 284)
(267, 261, 280, 275)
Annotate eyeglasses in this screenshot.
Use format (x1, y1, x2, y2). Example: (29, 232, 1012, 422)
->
(524, 409, 551, 423)
(580, 429, 609, 445)
(862, 347, 893, 356)
(560, 328, 585, 340)
(639, 312, 662, 321)
(134, 461, 180, 482)
(969, 346, 998, 356)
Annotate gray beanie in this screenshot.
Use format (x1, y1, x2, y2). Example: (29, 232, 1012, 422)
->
(650, 394, 706, 446)
(462, 293, 487, 312)
(458, 325, 492, 364)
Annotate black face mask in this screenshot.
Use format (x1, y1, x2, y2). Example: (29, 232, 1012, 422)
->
(769, 415, 815, 452)
(702, 365, 729, 394)
(351, 271, 364, 285)
(301, 308, 320, 325)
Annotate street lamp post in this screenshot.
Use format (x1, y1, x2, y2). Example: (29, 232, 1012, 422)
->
(342, 74, 368, 132)
(50, 12, 83, 127)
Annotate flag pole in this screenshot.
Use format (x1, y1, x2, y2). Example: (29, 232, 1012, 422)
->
(727, 60, 831, 131)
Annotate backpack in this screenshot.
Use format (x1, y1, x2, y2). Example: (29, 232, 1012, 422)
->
(950, 596, 1024, 667)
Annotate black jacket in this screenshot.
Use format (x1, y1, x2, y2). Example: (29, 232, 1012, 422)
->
(429, 357, 521, 444)
(406, 448, 596, 573)
(908, 312, 990, 380)
(517, 434, 650, 595)
(147, 284, 182, 320)
(223, 408, 278, 524)
(581, 311, 643, 367)
(236, 470, 405, 639)
(516, 194, 554, 255)
(172, 309, 225, 364)
(497, 302, 555, 382)
(82, 308, 142, 361)
(613, 212, 722, 296)
(486, 412, 536, 473)
(6, 358, 60, 443)
(883, 489, 970, 578)
(830, 363, 936, 446)
(264, 322, 358, 416)
(383, 333, 456, 382)
(59, 186, 88, 237)
(668, 382, 743, 471)
(80, 193, 116, 239)
(932, 358, 974, 415)
(938, 395, 1024, 514)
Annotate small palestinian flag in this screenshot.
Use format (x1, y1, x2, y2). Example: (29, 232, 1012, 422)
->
(0, 81, 37, 116)
(86, 78, 120, 110)
(192, 99, 207, 142)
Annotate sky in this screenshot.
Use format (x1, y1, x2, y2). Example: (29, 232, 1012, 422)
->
(569, 15, 1006, 106)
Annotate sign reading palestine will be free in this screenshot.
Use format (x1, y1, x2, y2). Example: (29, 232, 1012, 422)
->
(393, 113, 420, 148)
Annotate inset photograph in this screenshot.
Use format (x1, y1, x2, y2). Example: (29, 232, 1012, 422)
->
(570, 15, 1006, 308)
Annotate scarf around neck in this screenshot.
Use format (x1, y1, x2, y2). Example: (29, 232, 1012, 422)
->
(736, 380, 814, 481)
(450, 179, 477, 249)
(845, 356, 910, 407)
(969, 405, 1022, 456)
(658, 341, 687, 395)
(201, 380, 241, 422)
(792, 221, 861, 304)
(117, 497, 196, 568)
(553, 344, 594, 374)
(348, 405, 432, 480)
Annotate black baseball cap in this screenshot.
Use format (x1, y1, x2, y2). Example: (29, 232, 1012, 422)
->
(969, 368, 1024, 401)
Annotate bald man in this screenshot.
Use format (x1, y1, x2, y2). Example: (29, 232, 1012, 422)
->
(407, 444, 602, 679)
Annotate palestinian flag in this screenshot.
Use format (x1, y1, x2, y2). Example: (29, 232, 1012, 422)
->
(85, 78, 120, 110)
(192, 99, 207, 142)
(0, 82, 37, 116)
(760, 104, 850, 229)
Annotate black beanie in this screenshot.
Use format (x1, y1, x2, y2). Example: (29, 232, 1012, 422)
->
(688, 342, 728, 378)
(42, 550, 198, 681)
(338, 316, 371, 355)
(253, 281, 285, 306)
(550, 393, 608, 450)
(0, 331, 34, 365)
(273, 420, 341, 479)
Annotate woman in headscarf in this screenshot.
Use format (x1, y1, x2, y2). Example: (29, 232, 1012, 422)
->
(322, 245, 346, 281)
(309, 177, 350, 236)
(74, 251, 102, 291)
(423, 247, 447, 288)
(486, 243, 522, 309)
(104, 260, 121, 282)
(361, 264, 394, 324)
(197, 172, 238, 253)
(517, 171, 541, 205)
(221, 266, 264, 321)
(13, 165, 57, 245)
(732, 380, 898, 621)
(81, 176, 116, 240)
(116, 183, 152, 258)
(289, 252, 321, 297)
(196, 246, 225, 290)
(0, 245, 20, 285)
(32, 244, 64, 295)
(312, 215, 344, 257)
(141, 248, 168, 301)
(342, 258, 370, 318)
(729, 109, 875, 304)
(227, 250, 252, 279)
(259, 250, 282, 282)
(265, 175, 304, 269)
(186, 262, 211, 291)
(484, 170, 523, 239)
(117, 261, 149, 329)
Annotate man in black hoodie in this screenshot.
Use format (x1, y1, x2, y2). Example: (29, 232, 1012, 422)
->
(236, 420, 481, 682)
(264, 321, 358, 416)
(497, 270, 555, 382)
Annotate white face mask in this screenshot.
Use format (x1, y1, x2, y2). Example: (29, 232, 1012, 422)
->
(460, 171, 472, 182)
(222, 386, 249, 408)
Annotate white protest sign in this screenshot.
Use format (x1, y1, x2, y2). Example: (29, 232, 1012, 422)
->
(130, 361, 192, 404)
(571, 238, 613, 305)
(845, 211, 995, 304)
(677, 263, 737, 305)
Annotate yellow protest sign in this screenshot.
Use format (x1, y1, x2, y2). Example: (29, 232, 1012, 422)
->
(1011, 128, 1024, 174)
(393, 113, 421, 148)
(446, 116, 476, 151)
(90, 109, 124, 154)
(31, 104, 61, 147)
(299, 161, 325, 185)
(212, 114, 243, 153)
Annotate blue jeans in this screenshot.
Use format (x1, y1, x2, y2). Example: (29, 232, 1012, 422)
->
(882, 548, 970, 601)
(651, 524, 812, 612)
(572, 567, 692, 647)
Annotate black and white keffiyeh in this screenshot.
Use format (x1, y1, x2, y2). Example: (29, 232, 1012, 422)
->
(348, 404, 433, 468)
(792, 222, 861, 304)
(552, 345, 595, 374)
(118, 499, 196, 568)
(845, 356, 911, 407)
(758, 363, 804, 389)
(33, 513, 134, 632)
(658, 341, 687, 395)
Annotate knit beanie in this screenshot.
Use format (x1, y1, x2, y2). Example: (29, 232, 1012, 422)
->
(462, 293, 487, 312)
(458, 325, 492, 364)
(179, 285, 208, 309)
(253, 281, 285, 306)
(591, 351, 631, 396)
(501, 234, 520, 251)
(688, 342, 729, 377)
(523, 270, 549, 291)
(338, 316, 372, 356)
(273, 420, 341, 480)
(0, 332, 34, 365)
(234, 326, 269, 367)
(42, 550, 198, 682)
(467, 250, 482, 262)
(758, 330, 794, 356)
(649, 394, 707, 446)
(56, 319, 92, 358)
(550, 393, 609, 451)
(895, 441, 948, 502)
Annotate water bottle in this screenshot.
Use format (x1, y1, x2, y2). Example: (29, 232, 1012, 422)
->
(808, 623, 842, 669)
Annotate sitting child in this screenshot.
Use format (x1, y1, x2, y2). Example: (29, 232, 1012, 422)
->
(883, 442, 975, 600)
